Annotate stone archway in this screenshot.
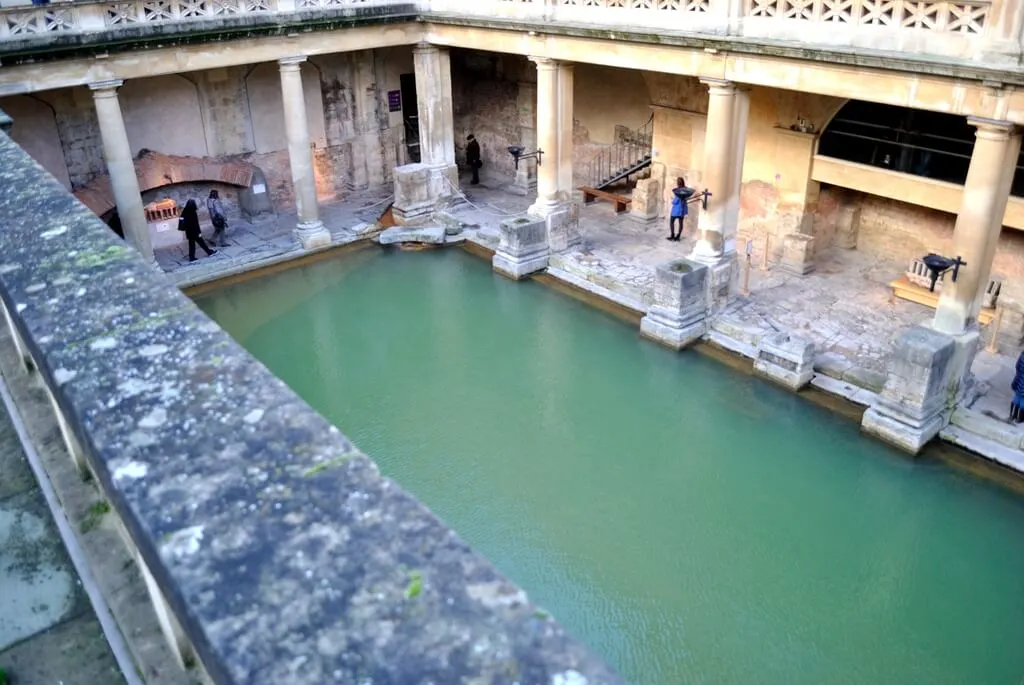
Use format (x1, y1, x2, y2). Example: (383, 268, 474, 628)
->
(74, 150, 258, 217)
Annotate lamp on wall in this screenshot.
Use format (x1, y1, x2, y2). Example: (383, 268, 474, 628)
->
(921, 253, 966, 292)
(507, 145, 544, 169)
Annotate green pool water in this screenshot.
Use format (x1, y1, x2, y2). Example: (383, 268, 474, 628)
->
(196, 247, 1024, 685)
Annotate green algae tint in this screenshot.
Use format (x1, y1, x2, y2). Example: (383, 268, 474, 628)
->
(196, 248, 1024, 685)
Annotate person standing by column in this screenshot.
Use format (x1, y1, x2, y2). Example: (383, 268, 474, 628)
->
(178, 200, 216, 263)
(466, 134, 481, 185)
(668, 177, 695, 241)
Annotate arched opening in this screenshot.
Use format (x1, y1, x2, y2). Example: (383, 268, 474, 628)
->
(817, 100, 1024, 196)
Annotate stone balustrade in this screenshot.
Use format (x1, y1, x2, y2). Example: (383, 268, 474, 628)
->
(0, 110, 626, 685)
(1, 0, 1020, 67)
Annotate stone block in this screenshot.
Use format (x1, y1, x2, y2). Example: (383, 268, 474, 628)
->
(640, 259, 708, 350)
(629, 177, 661, 225)
(780, 233, 816, 275)
(834, 205, 861, 250)
(546, 204, 581, 254)
(392, 162, 458, 224)
(492, 215, 550, 280)
(861, 325, 957, 454)
(239, 167, 274, 221)
(753, 331, 815, 390)
(378, 226, 446, 245)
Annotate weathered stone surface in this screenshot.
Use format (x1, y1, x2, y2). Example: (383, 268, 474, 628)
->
(833, 204, 861, 250)
(393, 162, 459, 224)
(780, 233, 815, 276)
(0, 127, 626, 685)
(640, 259, 707, 350)
(842, 364, 887, 393)
(629, 177, 660, 225)
(493, 214, 550, 279)
(753, 331, 815, 390)
(377, 225, 446, 245)
(862, 325, 957, 454)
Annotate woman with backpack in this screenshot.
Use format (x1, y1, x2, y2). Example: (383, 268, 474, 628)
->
(668, 176, 695, 242)
(207, 189, 228, 246)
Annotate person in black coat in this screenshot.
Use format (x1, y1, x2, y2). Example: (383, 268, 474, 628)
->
(178, 199, 216, 263)
(466, 134, 482, 185)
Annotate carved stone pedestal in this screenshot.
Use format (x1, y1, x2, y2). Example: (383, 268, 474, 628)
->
(629, 177, 661, 226)
(640, 259, 708, 350)
(493, 215, 550, 280)
(780, 233, 816, 275)
(862, 325, 978, 454)
(753, 332, 815, 390)
(392, 162, 459, 225)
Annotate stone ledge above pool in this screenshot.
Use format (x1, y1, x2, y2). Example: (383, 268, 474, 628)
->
(0, 119, 626, 684)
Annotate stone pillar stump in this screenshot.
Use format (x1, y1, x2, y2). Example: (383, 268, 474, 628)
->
(640, 259, 708, 350)
(629, 177, 661, 226)
(753, 332, 815, 390)
(780, 233, 816, 275)
(393, 163, 458, 225)
(493, 215, 550, 279)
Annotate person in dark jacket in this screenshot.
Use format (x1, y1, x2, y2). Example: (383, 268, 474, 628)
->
(1011, 349, 1024, 422)
(178, 199, 216, 262)
(668, 176, 695, 242)
(466, 134, 482, 185)
(206, 189, 227, 247)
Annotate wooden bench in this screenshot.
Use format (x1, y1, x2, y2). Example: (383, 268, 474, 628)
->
(580, 186, 631, 214)
(889, 276, 995, 325)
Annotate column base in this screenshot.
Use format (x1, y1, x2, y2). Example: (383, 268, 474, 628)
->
(493, 214, 550, 280)
(640, 309, 706, 350)
(780, 233, 816, 276)
(860, 325, 977, 455)
(528, 200, 580, 254)
(753, 331, 815, 391)
(294, 220, 331, 250)
(393, 162, 459, 225)
(639, 258, 708, 351)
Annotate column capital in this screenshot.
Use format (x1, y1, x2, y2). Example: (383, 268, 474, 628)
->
(89, 79, 124, 95)
(967, 116, 1017, 140)
(413, 41, 445, 56)
(700, 78, 736, 94)
(278, 56, 307, 70)
(529, 56, 560, 70)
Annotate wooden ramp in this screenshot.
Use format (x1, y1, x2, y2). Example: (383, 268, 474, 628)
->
(580, 186, 631, 214)
(889, 276, 995, 325)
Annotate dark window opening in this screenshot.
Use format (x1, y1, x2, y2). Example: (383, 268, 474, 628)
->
(399, 73, 420, 164)
(818, 100, 1024, 197)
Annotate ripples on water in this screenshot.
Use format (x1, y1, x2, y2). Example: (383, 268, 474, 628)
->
(197, 247, 1024, 685)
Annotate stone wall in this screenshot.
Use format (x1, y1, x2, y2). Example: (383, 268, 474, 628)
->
(0, 47, 411, 212)
(450, 50, 652, 188)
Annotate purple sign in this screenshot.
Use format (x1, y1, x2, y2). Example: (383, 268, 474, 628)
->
(387, 90, 402, 112)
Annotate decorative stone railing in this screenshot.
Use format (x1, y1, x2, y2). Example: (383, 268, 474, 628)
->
(0, 0, 420, 39)
(0, 110, 626, 685)
(1, 0, 1020, 64)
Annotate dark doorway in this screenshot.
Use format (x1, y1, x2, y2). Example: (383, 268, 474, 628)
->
(400, 73, 420, 164)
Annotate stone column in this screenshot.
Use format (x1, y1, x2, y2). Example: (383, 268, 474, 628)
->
(690, 79, 741, 262)
(392, 43, 458, 224)
(933, 118, 1021, 336)
(556, 62, 574, 201)
(529, 56, 560, 216)
(279, 56, 330, 249)
(89, 80, 154, 264)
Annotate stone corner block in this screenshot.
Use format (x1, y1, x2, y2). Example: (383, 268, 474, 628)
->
(393, 163, 459, 225)
(780, 233, 816, 276)
(860, 325, 958, 454)
(640, 259, 708, 350)
(545, 206, 581, 254)
(629, 176, 661, 225)
(753, 331, 815, 390)
(492, 214, 550, 280)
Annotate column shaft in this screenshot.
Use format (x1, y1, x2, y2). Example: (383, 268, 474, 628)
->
(692, 80, 739, 261)
(933, 119, 1021, 335)
(279, 58, 320, 228)
(89, 80, 154, 263)
(556, 62, 574, 200)
(278, 57, 329, 248)
(530, 57, 560, 212)
(413, 43, 455, 168)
